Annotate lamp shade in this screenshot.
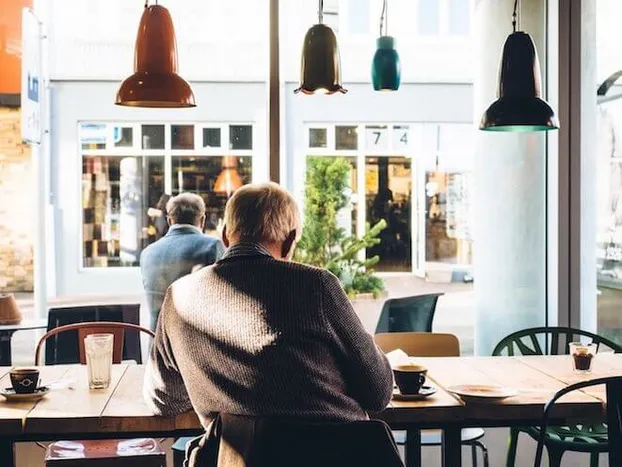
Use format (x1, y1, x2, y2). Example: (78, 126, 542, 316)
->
(0, 294, 21, 325)
(372, 36, 400, 91)
(480, 31, 558, 132)
(116, 4, 195, 108)
(294, 24, 346, 95)
(214, 156, 243, 197)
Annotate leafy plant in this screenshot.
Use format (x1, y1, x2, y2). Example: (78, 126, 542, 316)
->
(295, 157, 386, 298)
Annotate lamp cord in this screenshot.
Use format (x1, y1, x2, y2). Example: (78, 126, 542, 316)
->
(379, 0, 388, 36)
(318, 0, 323, 24)
(512, 0, 518, 32)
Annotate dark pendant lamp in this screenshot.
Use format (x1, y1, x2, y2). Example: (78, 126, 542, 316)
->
(479, 0, 558, 131)
(116, 1, 195, 108)
(371, 0, 400, 91)
(294, 0, 346, 95)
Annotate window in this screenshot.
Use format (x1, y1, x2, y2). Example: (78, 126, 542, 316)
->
(417, 0, 440, 36)
(323, 0, 339, 32)
(80, 123, 254, 267)
(347, 0, 370, 35)
(448, 0, 470, 36)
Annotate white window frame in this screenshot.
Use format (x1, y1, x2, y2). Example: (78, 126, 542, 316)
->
(77, 121, 255, 272)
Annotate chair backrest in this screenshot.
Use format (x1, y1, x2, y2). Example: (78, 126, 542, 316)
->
(45, 304, 141, 365)
(374, 293, 443, 334)
(492, 326, 622, 356)
(214, 414, 404, 467)
(534, 376, 622, 467)
(35, 321, 155, 366)
(374, 332, 460, 357)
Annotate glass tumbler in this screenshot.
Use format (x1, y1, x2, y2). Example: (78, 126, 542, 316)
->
(569, 342, 597, 374)
(85, 333, 114, 389)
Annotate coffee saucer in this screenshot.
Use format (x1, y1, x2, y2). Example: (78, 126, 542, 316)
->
(392, 385, 437, 401)
(0, 386, 50, 402)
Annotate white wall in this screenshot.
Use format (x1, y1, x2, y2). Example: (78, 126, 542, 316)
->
(50, 81, 267, 296)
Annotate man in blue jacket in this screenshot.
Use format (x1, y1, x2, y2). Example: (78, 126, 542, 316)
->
(140, 192, 224, 331)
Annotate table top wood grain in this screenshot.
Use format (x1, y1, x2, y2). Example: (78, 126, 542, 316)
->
(0, 355, 619, 438)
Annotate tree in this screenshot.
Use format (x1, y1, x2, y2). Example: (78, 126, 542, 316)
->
(295, 157, 386, 297)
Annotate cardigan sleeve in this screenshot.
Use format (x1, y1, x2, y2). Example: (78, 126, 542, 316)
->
(320, 270, 393, 412)
(143, 287, 193, 417)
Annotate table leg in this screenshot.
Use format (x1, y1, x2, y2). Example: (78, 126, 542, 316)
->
(404, 429, 422, 467)
(0, 439, 15, 467)
(441, 427, 462, 467)
(0, 330, 14, 366)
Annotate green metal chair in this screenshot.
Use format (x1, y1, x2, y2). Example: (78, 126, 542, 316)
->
(492, 327, 622, 467)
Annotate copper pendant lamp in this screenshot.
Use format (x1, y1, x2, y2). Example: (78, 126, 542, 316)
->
(116, 1, 195, 108)
(294, 0, 346, 95)
(214, 156, 243, 197)
(479, 0, 558, 131)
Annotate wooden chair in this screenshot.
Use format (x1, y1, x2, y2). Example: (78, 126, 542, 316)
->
(533, 376, 622, 467)
(493, 327, 622, 467)
(36, 322, 166, 467)
(374, 332, 489, 467)
(375, 293, 443, 334)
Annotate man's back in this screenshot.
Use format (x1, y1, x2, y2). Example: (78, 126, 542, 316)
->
(140, 225, 223, 329)
(144, 244, 393, 425)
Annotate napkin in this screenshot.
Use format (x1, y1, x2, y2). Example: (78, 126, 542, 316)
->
(385, 348, 410, 368)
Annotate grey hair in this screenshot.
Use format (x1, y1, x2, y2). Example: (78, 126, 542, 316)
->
(224, 183, 301, 243)
(166, 193, 205, 226)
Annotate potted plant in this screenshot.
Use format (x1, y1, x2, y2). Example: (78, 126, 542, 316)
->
(294, 157, 387, 332)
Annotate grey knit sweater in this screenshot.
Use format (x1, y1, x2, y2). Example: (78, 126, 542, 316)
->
(143, 243, 393, 426)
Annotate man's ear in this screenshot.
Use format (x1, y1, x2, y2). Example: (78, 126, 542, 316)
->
(221, 225, 230, 248)
(199, 214, 206, 230)
(167, 216, 174, 227)
(281, 229, 297, 259)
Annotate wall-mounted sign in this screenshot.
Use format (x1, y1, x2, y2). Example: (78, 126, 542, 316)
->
(21, 8, 42, 144)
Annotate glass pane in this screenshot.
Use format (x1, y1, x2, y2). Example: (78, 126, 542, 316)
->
(171, 125, 195, 150)
(229, 125, 253, 150)
(449, 0, 470, 36)
(392, 125, 410, 151)
(309, 128, 327, 148)
(82, 155, 164, 267)
(141, 125, 165, 149)
(365, 156, 412, 272)
(335, 126, 358, 150)
(417, 0, 439, 36)
(202, 128, 221, 148)
(113, 127, 133, 148)
(80, 123, 106, 150)
(172, 156, 252, 236)
(348, 0, 370, 34)
(365, 125, 389, 151)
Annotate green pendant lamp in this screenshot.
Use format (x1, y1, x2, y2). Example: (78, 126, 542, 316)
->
(294, 0, 347, 95)
(371, 0, 400, 91)
(479, 0, 558, 132)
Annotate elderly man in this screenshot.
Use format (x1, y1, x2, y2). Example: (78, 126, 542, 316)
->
(140, 192, 224, 330)
(143, 182, 393, 426)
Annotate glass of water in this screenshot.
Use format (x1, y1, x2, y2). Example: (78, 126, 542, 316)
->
(85, 334, 114, 389)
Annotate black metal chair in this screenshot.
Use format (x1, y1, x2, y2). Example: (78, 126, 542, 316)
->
(534, 376, 622, 467)
(45, 304, 143, 364)
(374, 293, 443, 334)
(493, 327, 622, 467)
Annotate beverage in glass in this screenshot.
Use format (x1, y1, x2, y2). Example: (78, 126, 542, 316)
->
(569, 342, 597, 373)
(85, 333, 114, 389)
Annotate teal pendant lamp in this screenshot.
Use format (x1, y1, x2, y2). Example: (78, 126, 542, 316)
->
(294, 0, 347, 95)
(480, 0, 558, 132)
(372, 0, 400, 91)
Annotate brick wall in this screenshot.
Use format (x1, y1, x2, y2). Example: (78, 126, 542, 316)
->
(0, 106, 34, 292)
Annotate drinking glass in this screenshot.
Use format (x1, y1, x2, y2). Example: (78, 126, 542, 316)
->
(85, 334, 113, 389)
(569, 342, 597, 373)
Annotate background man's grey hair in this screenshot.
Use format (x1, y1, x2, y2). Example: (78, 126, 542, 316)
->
(224, 182, 301, 243)
(166, 193, 205, 226)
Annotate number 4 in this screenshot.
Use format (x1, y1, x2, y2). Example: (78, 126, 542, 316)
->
(400, 132, 408, 145)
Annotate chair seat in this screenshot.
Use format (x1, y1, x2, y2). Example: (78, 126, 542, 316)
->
(393, 427, 485, 445)
(45, 438, 165, 467)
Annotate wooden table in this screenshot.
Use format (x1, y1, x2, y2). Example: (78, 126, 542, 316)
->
(0, 355, 619, 467)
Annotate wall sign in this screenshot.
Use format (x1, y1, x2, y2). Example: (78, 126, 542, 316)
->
(21, 8, 42, 144)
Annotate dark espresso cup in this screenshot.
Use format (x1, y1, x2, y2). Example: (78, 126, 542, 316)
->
(393, 364, 427, 395)
(10, 368, 40, 394)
